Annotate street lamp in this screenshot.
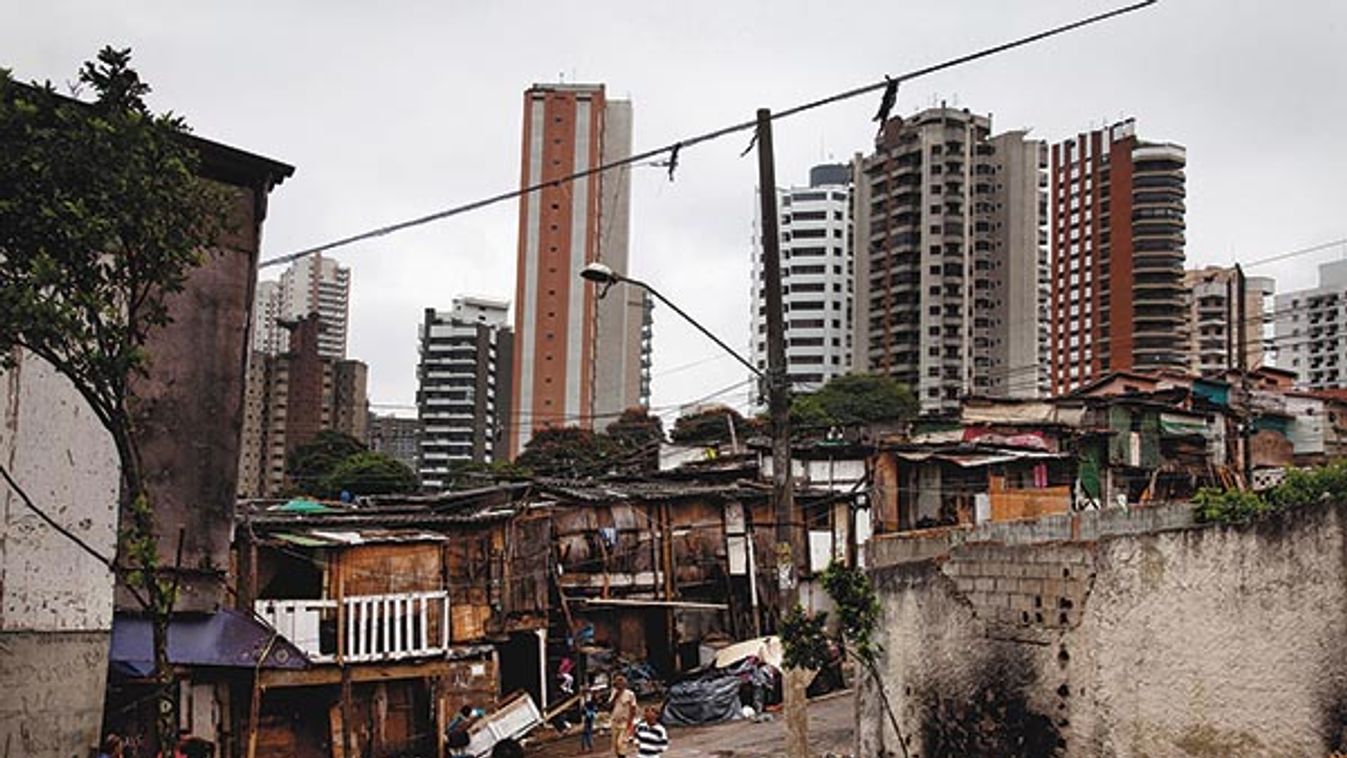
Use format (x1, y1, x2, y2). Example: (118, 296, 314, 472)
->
(579, 262, 764, 381)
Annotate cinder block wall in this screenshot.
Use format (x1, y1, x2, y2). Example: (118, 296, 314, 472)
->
(859, 502, 1347, 757)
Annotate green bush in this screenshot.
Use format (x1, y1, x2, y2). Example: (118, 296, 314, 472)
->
(1194, 459, 1347, 524)
(1192, 487, 1270, 524)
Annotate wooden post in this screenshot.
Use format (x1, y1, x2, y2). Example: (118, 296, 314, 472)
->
(334, 551, 354, 758)
(660, 502, 677, 672)
(756, 106, 806, 758)
(246, 678, 263, 758)
(434, 676, 447, 758)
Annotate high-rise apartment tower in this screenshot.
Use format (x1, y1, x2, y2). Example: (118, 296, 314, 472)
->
(1186, 266, 1273, 376)
(1048, 119, 1188, 392)
(418, 297, 514, 489)
(857, 107, 1049, 415)
(277, 252, 351, 360)
(1275, 260, 1347, 389)
(751, 163, 857, 395)
(509, 83, 647, 457)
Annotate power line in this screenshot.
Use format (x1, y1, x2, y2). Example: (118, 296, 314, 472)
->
(258, 1, 1157, 270)
(1239, 237, 1347, 269)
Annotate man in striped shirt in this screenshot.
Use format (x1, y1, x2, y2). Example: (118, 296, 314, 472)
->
(634, 705, 669, 757)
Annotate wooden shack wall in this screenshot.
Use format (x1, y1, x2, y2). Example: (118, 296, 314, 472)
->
(502, 514, 551, 626)
(444, 524, 499, 642)
(340, 542, 442, 595)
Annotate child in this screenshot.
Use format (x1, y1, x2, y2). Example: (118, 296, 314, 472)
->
(580, 692, 598, 753)
(634, 705, 669, 757)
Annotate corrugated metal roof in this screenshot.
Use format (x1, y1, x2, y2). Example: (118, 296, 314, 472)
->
(891, 447, 1066, 468)
(268, 528, 448, 547)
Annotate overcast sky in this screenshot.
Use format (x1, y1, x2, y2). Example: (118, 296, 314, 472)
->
(8, 1, 1345, 419)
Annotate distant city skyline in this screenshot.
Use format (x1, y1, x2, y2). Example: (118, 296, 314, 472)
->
(9, 2, 1341, 414)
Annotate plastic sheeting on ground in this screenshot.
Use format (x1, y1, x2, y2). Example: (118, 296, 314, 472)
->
(661, 657, 778, 726)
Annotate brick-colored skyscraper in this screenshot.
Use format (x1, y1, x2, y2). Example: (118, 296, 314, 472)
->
(509, 83, 647, 457)
(1048, 119, 1188, 393)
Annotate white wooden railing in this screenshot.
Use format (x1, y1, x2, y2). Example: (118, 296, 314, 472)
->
(256, 590, 450, 664)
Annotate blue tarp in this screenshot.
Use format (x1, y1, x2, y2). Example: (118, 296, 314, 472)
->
(110, 607, 310, 677)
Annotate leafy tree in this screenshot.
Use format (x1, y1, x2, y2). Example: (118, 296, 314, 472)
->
(791, 373, 917, 430)
(286, 430, 367, 493)
(605, 407, 665, 473)
(669, 405, 749, 447)
(320, 452, 417, 498)
(0, 48, 230, 751)
(781, 562, 909, 757)
(516, 426, 620, 478)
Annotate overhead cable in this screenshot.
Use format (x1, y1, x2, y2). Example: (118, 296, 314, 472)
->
(258, 0, 1157, 270)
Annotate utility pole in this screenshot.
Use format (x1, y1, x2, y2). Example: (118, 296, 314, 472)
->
(756, 107, 807, 758)
(1236, 263, 1253, 487)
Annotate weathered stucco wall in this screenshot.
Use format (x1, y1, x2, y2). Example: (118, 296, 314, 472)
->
(125, 184, 261, 612)
(1, 349, 120, 757)
(861, 502, 1347, 757)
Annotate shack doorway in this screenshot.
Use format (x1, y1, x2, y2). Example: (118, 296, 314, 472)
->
(497, 630, 544, 709)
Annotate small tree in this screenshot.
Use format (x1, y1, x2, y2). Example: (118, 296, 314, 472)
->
(0, 48, 230, 751)
(791, 373, 917, 431)
(669, 404, 749, 447)
(516, 426, 620, 479)
(286, 430, 368, 494)
(605, 407, 665, 474)
(780, 561, 909, 758)
(320, 452, 418, 498)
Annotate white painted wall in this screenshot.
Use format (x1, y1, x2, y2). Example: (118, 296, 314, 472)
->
(1, 348, 119, 631)
(1, 347, 121, 757)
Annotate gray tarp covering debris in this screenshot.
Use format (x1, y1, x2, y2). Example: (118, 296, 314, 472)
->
(662, 674, 745, 726)
(661, 658, 777, 726)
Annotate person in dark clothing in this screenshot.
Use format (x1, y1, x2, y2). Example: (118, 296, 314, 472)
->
(581, 692, 598, 752)
(491, 737, 524, 758)
(447, 703, 482, 757)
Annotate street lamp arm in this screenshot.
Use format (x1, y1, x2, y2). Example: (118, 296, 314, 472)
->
(619, 275, 765, 380)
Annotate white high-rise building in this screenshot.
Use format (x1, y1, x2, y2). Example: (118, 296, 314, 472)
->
(278, 253, 351, 360)
(417, 296, 514, 489)
(251, 280, 287, 355)
(1275, 260, 1347, 389)
(751, 163, 856, 396)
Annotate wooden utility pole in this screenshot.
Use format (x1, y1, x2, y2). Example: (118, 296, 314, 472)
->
(1237, 264, 1253, 486)
(755, 107, 806, 758)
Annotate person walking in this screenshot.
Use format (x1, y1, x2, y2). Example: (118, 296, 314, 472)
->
(634, 706, 669, 757)
(580, 691, 598, 753)
(608, 674, 638, 757)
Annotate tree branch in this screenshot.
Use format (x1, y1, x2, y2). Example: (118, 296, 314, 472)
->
(0, 459, 114, 570)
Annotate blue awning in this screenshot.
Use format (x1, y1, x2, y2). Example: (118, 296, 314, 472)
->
(110, 607, 310, 678)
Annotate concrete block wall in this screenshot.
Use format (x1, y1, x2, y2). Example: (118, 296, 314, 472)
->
(940, 543, 1092, 640)
(863, 501, 1199, 567)
(859, 500, 1347, 757)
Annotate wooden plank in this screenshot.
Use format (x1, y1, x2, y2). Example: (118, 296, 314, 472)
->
(556, 571, 659, 589)
(261, 658, 462, 689)
(329, 703, 345, 758)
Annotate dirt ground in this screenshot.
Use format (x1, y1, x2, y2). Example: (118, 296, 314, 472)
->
(525, 690, 856, 757)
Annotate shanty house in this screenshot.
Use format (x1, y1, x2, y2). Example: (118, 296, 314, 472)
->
(238, 497, 504, 758)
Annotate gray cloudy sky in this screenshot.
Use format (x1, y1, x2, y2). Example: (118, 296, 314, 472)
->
(8, 1, 1345, 419)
